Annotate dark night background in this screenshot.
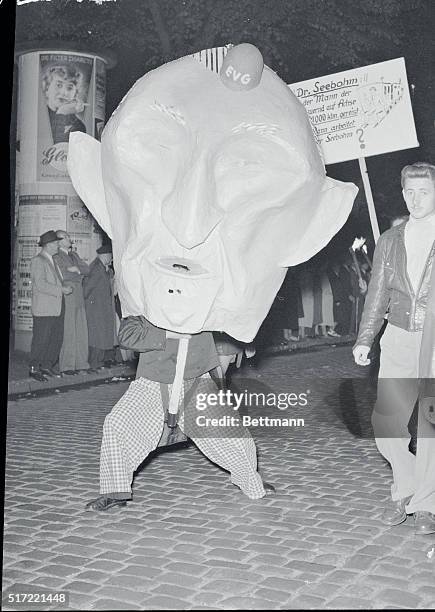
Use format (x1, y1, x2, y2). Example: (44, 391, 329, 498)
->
(7, 0, 435, 260)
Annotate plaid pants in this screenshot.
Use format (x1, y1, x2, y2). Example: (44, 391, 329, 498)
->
(100, 376, 266, 500)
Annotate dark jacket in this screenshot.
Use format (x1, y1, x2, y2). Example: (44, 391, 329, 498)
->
(53, 249, 89, 309)
(118, 316, 220, 384)
(420, 257, 435, 380)
(83, 258, 115, 349)
(356, 221, 435, 347)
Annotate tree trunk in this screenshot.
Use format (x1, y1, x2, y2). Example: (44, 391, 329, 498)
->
(147, 0, 172, 61)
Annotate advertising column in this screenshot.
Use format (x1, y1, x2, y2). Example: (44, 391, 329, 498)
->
(14, 50, 108, 351)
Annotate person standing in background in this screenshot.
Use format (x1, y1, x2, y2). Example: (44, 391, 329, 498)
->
(54, 230, 90, 375)
(282, 268, 301, 342)
(345, 256, 368, 335)
(29, 230, 72, 381)
(319, 267, 338, 337)
(298, 266, 314, 338)
(83, 244, 116, 371)
(327, 261, 352, 336)
(312, 268, 323, 336)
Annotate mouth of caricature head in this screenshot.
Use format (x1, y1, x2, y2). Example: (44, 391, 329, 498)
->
(154, 256, 209, 277)
(172, 262, 190, 272)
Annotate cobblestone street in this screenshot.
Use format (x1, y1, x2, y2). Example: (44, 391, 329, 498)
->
(3, 346, 435, 610)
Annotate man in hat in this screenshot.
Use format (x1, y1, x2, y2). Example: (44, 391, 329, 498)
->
(53, 230, 90, 375)
(83, 244, 117, 371)
(29, 230, 73, 381)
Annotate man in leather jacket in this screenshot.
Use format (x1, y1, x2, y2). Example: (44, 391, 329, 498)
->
(353, 162, 435, 535)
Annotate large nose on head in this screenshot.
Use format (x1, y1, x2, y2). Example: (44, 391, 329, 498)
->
(161, 153, 224, 249)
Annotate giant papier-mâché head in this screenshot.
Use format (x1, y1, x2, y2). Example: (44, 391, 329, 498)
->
(68, 44, 358, 341)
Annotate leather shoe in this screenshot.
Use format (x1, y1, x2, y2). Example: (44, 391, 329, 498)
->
(39, 367, 54, 377)
(414, 511, 435, 535)
(29, 367, 48, 382)
(40, 367, 62, 378)
(85, 496, 128, 512)
(263, 482, 277, 497)
(381, 496, 412, 526)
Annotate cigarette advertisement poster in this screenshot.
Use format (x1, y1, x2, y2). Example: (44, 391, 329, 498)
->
(289, 57, 419, 165)
(37, 53, 94, 181)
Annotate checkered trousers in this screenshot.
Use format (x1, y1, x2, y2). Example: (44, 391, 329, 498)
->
(99, 376, 266, 500)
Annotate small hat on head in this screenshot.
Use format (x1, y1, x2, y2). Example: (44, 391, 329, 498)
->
(39, 230, 61, 247)
(219, 43, 264, 92)
(96, 243, 112, 255)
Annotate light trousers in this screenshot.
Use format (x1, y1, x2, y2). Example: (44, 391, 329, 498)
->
(59, 296, 89, 372)
(99, 376, 266, 500)
(372, 324, 435, 513)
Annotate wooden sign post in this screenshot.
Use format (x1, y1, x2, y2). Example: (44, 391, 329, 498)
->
(358, 157, 380, 244)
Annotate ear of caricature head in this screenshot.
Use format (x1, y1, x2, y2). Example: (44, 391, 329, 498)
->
(67, 132, 113, 238)
(280, 177, 359, 266)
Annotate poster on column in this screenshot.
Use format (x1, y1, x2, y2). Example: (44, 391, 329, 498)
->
(69, 233, 94, 264)
(37, 53, 94, 181)
(15, 240, 38, 332)
(18, 194, 67, 237)
(289, 57, 419, 165)
(94, 58, 106, 140)
(15, 195, 67, 331)
(67, 195, 94, 262)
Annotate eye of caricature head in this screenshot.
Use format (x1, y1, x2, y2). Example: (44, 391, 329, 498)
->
(115, 102, 188, 176)
(213, 124, 300, 210)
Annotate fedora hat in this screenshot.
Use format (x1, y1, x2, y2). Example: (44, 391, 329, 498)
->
(39, 230, 61, 247)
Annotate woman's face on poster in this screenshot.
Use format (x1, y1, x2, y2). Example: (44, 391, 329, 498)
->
(46, 74, 78, 112)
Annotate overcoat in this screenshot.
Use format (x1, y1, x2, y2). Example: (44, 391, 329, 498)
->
(54, 248, 90, 371)
(83, 258, 115, 350)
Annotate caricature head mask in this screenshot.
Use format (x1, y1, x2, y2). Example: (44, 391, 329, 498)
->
(68, 44, 357, 341)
